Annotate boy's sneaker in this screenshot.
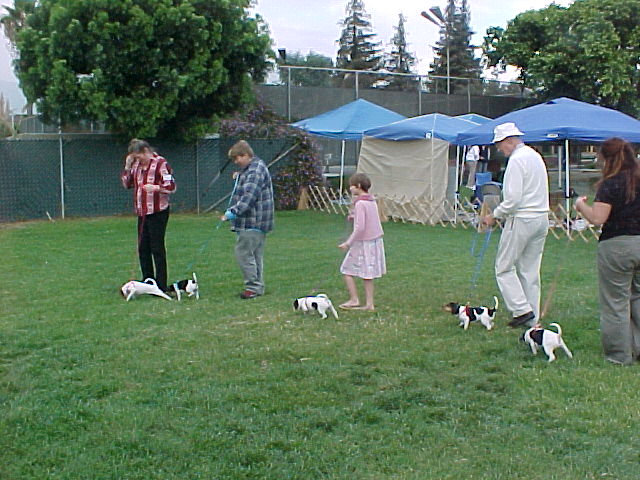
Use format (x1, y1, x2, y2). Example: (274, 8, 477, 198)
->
(240, 290, 259, 299)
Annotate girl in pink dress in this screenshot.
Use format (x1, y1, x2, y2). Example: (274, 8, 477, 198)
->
(338, 173, 386, 311)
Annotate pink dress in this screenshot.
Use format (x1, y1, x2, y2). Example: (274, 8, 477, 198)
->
(340, 194, 386, 279)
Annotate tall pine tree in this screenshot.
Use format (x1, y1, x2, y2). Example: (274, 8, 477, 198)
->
(335, 0, 382, 88)
(385, 14, 417, 90)
(428, 0, 481, 94)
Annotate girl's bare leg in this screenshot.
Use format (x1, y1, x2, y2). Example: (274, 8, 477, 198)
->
(340, 275, 360, 307)
(354, 279, 375, 310)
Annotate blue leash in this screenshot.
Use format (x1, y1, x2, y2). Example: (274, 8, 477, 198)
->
(182, 175, 240, 274)
(469, 227, 493, 294)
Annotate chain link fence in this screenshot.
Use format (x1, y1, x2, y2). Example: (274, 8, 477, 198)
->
(257, 67, 527, 122)
(0, 136, 292, 223)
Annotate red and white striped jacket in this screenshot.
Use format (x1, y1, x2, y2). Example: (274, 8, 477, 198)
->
(121, 153, 176, 216)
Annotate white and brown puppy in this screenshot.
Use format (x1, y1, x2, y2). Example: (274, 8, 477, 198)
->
(172, 272, 199, 301)
(120, 278, 172, 301)
(443, 296, 499, 330)
(293, 294, 339, 319)
(522, 323, 573, 362)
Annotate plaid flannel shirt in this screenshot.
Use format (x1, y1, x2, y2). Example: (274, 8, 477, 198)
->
(228, 157, 274, 233)
(120, 153, 176, 216)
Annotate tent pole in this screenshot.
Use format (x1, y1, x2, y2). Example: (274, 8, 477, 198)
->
(459, 145, 467, 189)
(455, 145, 460, 223)
(564, 139, 571, 234)
(339, 140, 345, 198)
(557, 145, 562, 189)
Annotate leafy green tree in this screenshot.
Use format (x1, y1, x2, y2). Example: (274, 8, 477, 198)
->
(428, 0, 481, 94)
(335, 0, 382, 88)
(384, 13, 417, 91)
(483, 0, 640, 115)
(14, 0, 272, 140)
(278, 51, 334, 87)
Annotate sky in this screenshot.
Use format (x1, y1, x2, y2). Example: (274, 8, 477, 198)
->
(0, 0, 573, 113)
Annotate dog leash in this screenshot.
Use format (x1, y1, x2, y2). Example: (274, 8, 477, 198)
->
(468, 227, 493, 295)
(181, 174, 240, 275)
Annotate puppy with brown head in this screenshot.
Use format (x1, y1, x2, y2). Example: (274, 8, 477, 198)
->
(443, 296, 498, 330)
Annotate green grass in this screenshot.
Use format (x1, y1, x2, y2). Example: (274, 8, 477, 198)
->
(1, 211, 638, 479)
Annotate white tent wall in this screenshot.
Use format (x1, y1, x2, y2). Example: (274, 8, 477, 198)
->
(357, 136, 450, 223)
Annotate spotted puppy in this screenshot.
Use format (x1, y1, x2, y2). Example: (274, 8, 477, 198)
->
(522, 323, 573, 362)
(443, 296, 498, 330)
(120, 278, 172, 301)
(172, 272, 199, 301)
(293, 294, 339, 319)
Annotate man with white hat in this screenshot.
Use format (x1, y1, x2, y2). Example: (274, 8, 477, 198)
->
(481, 122, 549, 327)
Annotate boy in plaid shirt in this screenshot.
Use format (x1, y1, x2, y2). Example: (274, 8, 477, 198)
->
(221, 140, 274, 299)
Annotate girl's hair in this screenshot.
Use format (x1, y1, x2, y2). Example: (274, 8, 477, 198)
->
(349, 173, 371, 192)
(128, 138, 152, 154)
(597, 137, 640, 203)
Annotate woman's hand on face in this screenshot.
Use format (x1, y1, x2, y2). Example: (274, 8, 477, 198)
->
(574, 196, 587, 211)
(125, 154, 135, 169)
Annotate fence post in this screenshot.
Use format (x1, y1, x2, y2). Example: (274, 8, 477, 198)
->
(58, 120, 65, 219)
(195, 141, 200, 214)
(287, 67, 291, 122)
(418, 75, 422, 116)
(355, 71, 359, 99)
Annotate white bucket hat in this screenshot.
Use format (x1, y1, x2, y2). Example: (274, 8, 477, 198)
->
(492, 122, 524, 143)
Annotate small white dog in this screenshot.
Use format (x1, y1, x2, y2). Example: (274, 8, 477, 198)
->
(293, 294, 339, 319)
(522, 323, 573, 362)
(442, 296, 498, 330)
(172, 273, 199, 301)
(120, 278, 172, 301)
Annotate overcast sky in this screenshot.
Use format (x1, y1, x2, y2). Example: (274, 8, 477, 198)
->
(1, 0, 572, 113)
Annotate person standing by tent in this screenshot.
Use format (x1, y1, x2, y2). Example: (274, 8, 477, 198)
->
(477, 145, 489, 174)
(481, 123, 549, 328)
(464, 145, 481, 187)
(121, 138, 176, 293)
(221, 140, 274, 299)
(575, 137, 640, 365)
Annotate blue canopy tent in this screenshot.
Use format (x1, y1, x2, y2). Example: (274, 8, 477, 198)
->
(456, 97, 640, 145)
(358, 113, 481, 222)
(290, 98, 405, 193)
(364, 112, 479, 143)
(456, 97, 640, 222)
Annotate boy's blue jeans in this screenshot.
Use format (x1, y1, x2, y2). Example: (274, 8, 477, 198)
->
(235, 230, 266, 294)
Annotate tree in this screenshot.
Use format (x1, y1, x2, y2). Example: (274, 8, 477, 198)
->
(0, 93, 13, 137)
(0, 0, 35, 59)
(278, 51, 334, 87)
(483, 0, 640, 116)
(384, 13, 417, 91)
(428, 0, 481, 94)
(335, 0, 382, 88)
(14, 0, 272, 140)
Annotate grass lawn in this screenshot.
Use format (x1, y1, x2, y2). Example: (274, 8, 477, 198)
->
(1, 211, 638, 479)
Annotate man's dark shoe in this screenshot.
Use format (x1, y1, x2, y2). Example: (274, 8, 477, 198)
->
(240, 290, 259, 299)
(509, 311, 535, 328)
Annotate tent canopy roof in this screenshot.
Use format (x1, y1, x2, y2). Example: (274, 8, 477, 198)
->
(363, 113, 479, 143)
(456, 97, 640, 145)
(455, 113, 491, 124)
(290, 98, 405, 140)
